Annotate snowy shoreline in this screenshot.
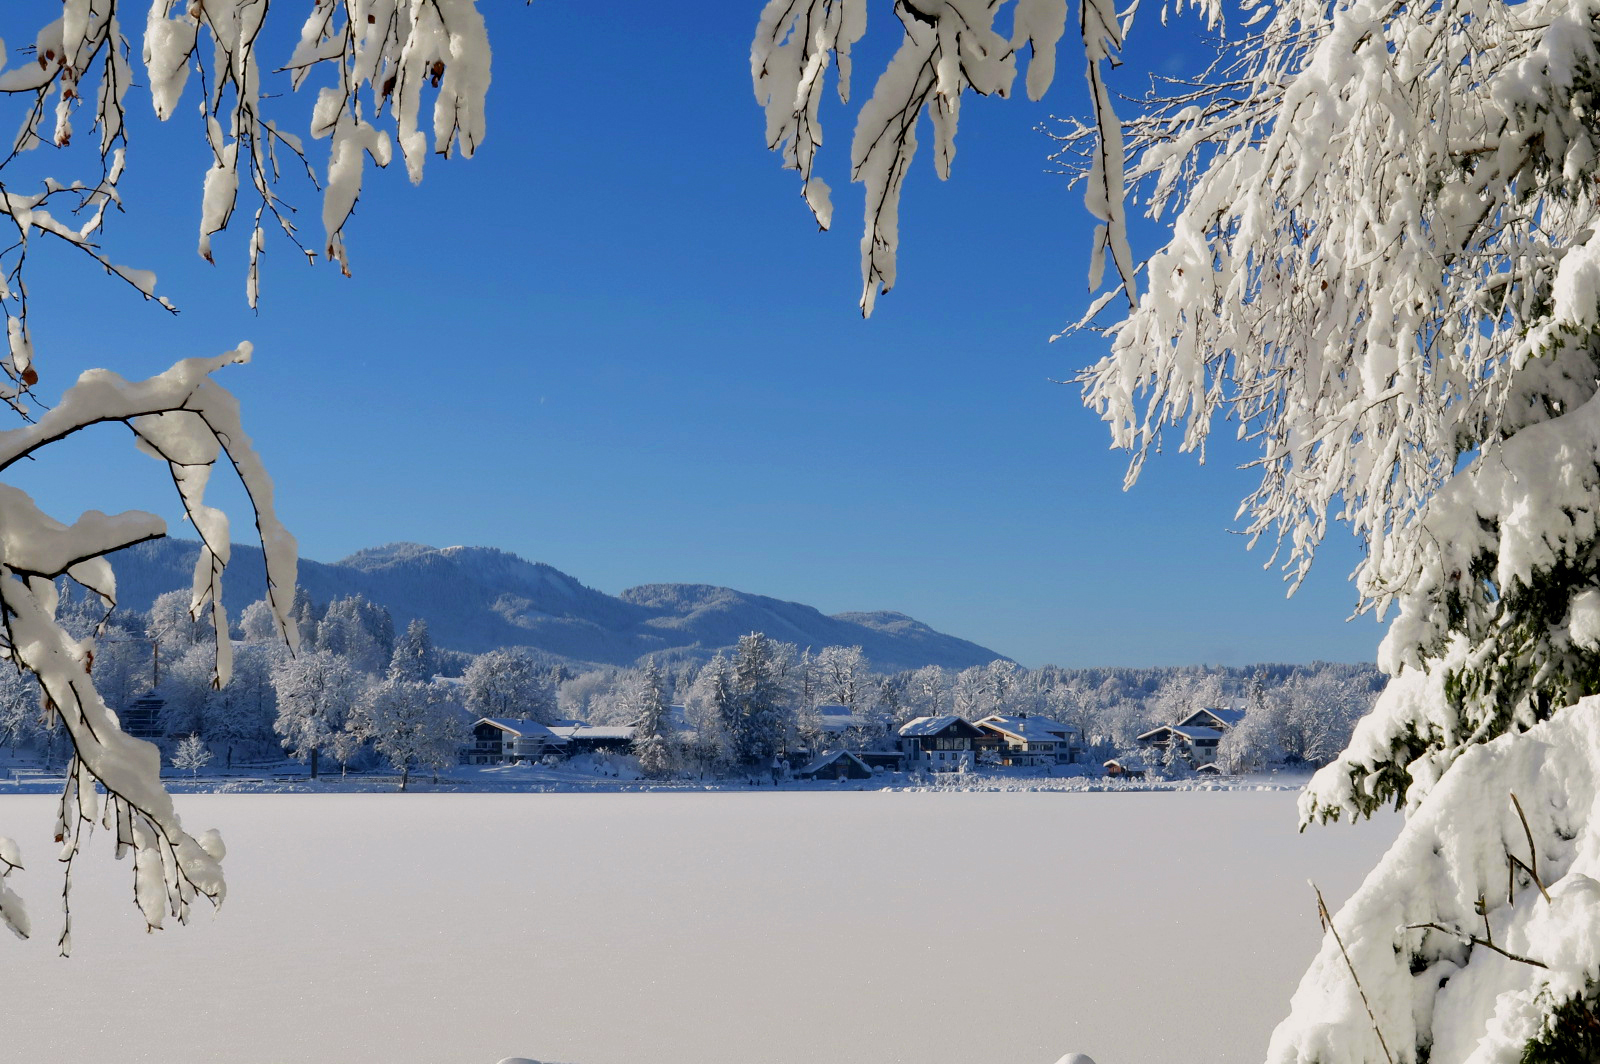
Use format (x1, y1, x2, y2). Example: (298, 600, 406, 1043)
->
(0, 762, 1314, 796)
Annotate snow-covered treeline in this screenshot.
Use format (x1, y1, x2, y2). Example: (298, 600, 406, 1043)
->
(0, 584, 550, 791)
(0, 591, 1378, 785)
(555, 643, 1381, 777)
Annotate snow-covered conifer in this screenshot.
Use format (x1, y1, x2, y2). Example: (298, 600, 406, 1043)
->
(317, 595, 395, 676)
(388, 619, 440, 683)
(628, 660, 674, 779)
(1068, 0, 1600, 1047)
(733, 633, 787, 767)
(686, 653, 740, 770)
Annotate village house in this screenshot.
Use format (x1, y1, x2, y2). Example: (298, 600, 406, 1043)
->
(794, 750, 874, 781)
(973, 712, 1084, 766)
(465, 718, 564, 765)
(548, 722, 637, 756)
(897, 715, 984, 772)
(1103, 756, 1147, 779)
(1136, 707, 1246, 767)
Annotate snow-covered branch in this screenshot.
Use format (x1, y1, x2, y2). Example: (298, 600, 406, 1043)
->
(0, 0, 490, 396)
(0, 351, 298, 950)
(754, 0, 1068, 315)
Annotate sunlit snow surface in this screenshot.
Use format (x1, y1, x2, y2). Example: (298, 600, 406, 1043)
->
(4, 791, 1394, 1064)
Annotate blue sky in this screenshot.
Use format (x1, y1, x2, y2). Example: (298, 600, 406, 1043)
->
(10, 3, 1381, 669)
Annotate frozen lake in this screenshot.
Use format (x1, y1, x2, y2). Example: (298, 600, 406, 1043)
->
(2, 790, 1396, 1064)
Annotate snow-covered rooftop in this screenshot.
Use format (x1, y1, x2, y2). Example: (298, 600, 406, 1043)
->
(1179, 707, 1246, 730)
(815, 705, 867, 732)
(796, 750, 871, 776)
(478, 718, 559, 739)
(548, 725, 636, 741)
(898, 714, 974, 737)
(976, 714, 1079, 743)
(1136, 723, 1224, 742)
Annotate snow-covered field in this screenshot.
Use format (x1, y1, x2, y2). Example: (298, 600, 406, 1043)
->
(3, 790, 1395, 1064)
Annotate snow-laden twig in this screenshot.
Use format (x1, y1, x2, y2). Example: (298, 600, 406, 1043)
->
(1403, 921, 1549, 969)
(753, 0, 1069, 316)
(1510, 791, 1552, 904)
(1313, 881, 1395, 1064)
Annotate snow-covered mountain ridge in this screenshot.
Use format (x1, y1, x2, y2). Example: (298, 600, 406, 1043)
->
(107, 540, 1009, 671)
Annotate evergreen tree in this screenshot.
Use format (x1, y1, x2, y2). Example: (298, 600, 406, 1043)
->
(689, 653, 739, 771)
(387, 619, 440, 683)
(1066, 0, 1600, 1048)
(316, 595, 395, 676)
(732, 633, 786, 767)
(629, 660, 674, 780)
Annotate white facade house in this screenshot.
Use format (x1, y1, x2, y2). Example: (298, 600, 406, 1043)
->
(973, 713, 1084, 766)
(466, 718, 564, 764)
(898, 715, 984, 772)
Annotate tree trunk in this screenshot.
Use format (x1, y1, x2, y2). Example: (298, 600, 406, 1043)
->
(310, 748, 319, 780)
(399, 766, 409, 792)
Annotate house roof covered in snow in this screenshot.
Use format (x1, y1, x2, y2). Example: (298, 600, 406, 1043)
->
(814, 705, 867, 733)
(975, 714, 1079, 744)
(548, 724, 636, 741)
(1136, 723, 1224, 742)
(1179, 707, 1246, 730)
(796, 750, 872, 776)
(898, 715, 983, 738)
(478, 718, 560, 740)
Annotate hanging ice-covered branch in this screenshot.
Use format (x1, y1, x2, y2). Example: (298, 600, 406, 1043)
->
(0, 349, 299, 951)
(752, 0, 868, 232)
(753, 0, 1069, 316)
(0, 0, 490, 384)
(1078, 0, 1135, 304)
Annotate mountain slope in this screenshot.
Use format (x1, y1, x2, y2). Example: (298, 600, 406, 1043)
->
(105, 540, 1009, 672)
